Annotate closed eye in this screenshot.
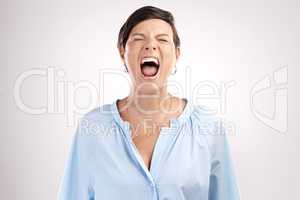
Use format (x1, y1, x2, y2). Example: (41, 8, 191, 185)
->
(133, 38, 143, 41)
(158, 38, 169, 42)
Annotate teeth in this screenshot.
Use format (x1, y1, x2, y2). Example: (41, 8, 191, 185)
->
(141, 57, 159, 65)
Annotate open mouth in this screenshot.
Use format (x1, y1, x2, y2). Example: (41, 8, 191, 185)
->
(140, 57, 160, 77)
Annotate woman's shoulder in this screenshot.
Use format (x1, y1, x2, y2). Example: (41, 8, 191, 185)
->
(190, 102, 221, 124)
(189, 103, 232, 152)
(78, 102, 117, 128)
(190, 103, 229, 135)
(72, 102, 118, 139)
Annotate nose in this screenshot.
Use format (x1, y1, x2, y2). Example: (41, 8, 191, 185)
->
(144, 39, 157, 51)
(145, 46, 156, 50)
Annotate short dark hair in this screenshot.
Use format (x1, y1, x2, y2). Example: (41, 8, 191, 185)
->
(117, 6, 181, 50)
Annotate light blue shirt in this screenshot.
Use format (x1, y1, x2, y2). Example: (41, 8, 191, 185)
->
(58, 99, 240, 200)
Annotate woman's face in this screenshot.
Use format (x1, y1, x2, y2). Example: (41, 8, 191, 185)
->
(119, 19, 180, 93)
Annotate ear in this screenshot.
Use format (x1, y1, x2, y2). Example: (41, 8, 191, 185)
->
(119, 46, 125, 63)
(175, 47, 181, 60)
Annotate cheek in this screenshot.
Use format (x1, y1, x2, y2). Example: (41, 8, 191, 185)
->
(162, 47, 177, 65)
(125, 44, 141, 67)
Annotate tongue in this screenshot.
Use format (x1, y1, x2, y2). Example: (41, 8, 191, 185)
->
(141, 66, 158, 76)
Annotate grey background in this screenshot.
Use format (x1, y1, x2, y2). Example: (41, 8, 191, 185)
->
(0, 0, 299, 199)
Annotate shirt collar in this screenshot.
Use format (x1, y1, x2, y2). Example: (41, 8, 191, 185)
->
(111, 98, 194, 133)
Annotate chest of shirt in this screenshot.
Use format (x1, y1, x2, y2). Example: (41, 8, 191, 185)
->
(88, 125, 211, 198)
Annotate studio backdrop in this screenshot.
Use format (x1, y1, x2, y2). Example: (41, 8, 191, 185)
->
(0, 0, 299, 199)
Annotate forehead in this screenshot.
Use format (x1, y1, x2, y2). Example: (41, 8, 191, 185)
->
(130, 19, 173, 36)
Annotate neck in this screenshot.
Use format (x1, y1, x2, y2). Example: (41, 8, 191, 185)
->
(126, 86, 172, 117)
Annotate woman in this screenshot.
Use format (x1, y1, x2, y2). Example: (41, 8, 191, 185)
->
(58, 6, 240, 200)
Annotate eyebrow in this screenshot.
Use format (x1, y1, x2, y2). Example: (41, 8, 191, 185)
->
(156, 33, 170, 37)
(130, 33, 170, 37)
(131, 33, 145, 37)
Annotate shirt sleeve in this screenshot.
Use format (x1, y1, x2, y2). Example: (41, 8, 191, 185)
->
(207, 121, 240, 200)
(58, 127, 95, 200)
